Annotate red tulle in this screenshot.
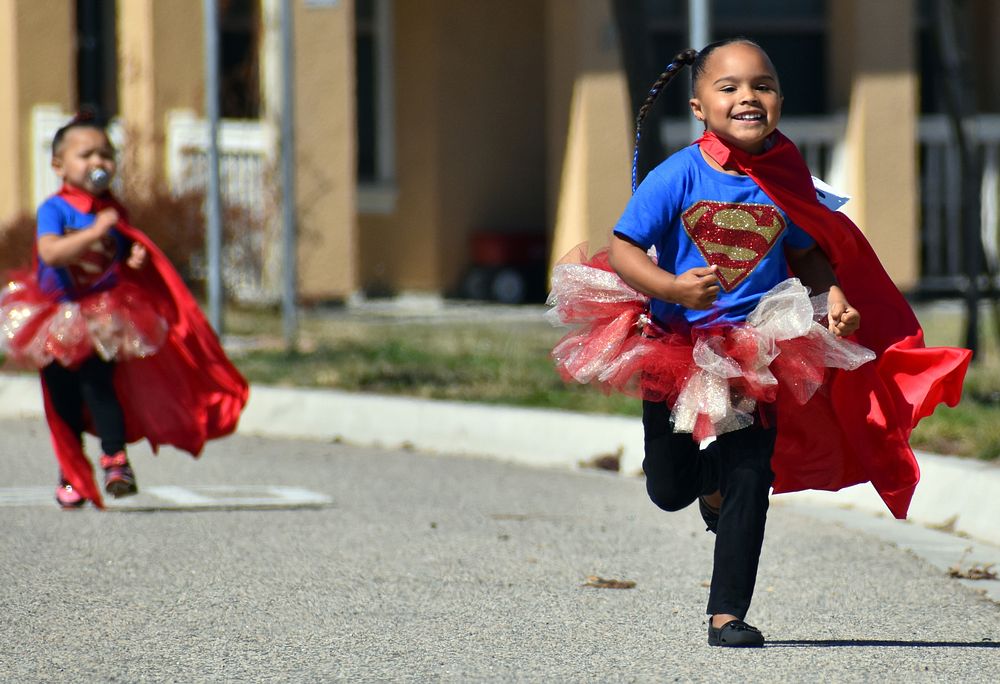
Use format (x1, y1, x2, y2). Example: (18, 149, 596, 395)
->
(4, 186, 249, 508)
(695, 131, 972, 518)
(549, 255, 876, 444)
(1, 275, 167, 370)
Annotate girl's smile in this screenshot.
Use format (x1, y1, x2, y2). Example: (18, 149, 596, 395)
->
(689, 43, 783, 154)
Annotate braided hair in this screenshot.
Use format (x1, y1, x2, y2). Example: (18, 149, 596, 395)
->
(630, 38, 765, 192)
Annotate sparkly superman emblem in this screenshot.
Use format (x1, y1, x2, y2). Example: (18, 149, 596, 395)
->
(681, 200, 786, 291)
(66, 234, 117, 289)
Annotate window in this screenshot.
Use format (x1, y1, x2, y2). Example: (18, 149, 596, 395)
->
(356, 0, 396, 212)
(76, 0, 118, 120)
(644, 0, 828, 117)
(219, 0, 261, 119)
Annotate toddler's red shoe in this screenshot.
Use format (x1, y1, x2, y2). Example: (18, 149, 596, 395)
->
(100, 451, 138, 498)
(55, 480, 86, 509)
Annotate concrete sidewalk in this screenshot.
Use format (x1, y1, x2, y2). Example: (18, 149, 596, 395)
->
(2, 372, 998, 546)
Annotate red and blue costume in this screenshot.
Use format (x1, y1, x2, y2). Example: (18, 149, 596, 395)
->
(1, 185, 249, 507)
(549, 131, 970, 519)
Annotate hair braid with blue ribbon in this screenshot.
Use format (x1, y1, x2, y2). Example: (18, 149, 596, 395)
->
(631, 48, 699, 193)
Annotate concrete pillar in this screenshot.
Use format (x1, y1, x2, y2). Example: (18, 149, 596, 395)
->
(546, 0, 631, 267)
(117, 0, 203, 191)
(834, 0, 919, 289)
(0, 1, 74, 222)
(273, 0, 358, 300)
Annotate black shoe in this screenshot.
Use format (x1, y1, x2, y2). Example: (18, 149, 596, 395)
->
(698, 495, 719, 534)
(708, 618, 765, 647)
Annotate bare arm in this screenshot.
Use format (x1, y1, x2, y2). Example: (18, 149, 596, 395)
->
(37, 208, 119, 267)
(608, 233, 720, 310)
(786, 243, 860, 337)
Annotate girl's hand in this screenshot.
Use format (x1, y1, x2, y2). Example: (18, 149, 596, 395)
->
(669, 265, 720, 310)
(827, 287, 860, 337)
(126, 242, 148, 270)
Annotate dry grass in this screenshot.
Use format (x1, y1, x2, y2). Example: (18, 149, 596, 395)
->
(225, 300, 1000, 460)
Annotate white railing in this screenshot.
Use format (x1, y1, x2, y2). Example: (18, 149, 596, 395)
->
(918, 114, 1000, 292)
(31, 106, 279, 303)
(31, 106, 1000, 298)
(164, 109, 276, 221)
(165, 110, 280, 303)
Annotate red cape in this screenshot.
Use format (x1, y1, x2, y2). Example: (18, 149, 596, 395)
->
(43, 185, 250, 508)
(695, 131, 971, 518)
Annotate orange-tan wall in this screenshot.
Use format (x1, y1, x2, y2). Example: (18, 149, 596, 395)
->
(358, 1, 442, 292)
(358, 0, 546, 293)
(0, 0, 74, 223)
(831, 0, 919, 290)
(117, 0, 203, 189)
(436, 1, 547, 291)
(545, 0, 631, 267)
(292, 0, 358, 299)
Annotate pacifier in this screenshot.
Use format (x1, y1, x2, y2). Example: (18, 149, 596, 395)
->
(88, 167, 111, 192)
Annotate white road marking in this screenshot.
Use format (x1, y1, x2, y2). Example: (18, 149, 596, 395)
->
(0, 485, 332, 509)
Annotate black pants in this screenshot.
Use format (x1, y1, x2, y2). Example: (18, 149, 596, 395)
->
(642, 400, 776, 620)
(42, 356, 126, 458)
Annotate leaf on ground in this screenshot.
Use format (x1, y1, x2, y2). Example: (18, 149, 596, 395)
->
(579, 446, 623, 472)
(582, 575, 636, 589)
(948, 563, 997, 580)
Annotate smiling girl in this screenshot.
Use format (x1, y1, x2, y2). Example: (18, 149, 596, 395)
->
(547, 39, 970, 647)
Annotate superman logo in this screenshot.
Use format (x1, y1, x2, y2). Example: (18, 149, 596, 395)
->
(66, 234, 117, 290)
(681, 200, 786, 291)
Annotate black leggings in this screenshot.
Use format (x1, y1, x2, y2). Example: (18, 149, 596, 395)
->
(42, 356, 126, 458)
(642, 400, 776, 620)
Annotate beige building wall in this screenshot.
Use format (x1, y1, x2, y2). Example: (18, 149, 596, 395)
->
(291, 0, 358, 300)
(829, 0, 919, 289)
(117, 0, 203, 190)
(358, 0, 546, 294)
(358, 1, 442, 292)
(0, 0, 74, 223)
(545, 0, 631, 266)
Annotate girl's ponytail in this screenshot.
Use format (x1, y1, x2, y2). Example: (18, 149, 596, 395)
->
(631, 48, 698, 193)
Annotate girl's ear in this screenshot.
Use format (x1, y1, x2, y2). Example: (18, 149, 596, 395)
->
(689, 98, 704, 122)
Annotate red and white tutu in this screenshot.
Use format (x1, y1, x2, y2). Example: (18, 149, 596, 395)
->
(0, 273, 167, 370)
(547, 251, 876, 443)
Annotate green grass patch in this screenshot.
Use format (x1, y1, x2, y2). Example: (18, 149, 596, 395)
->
(227, 302, 1000, 461)
(229, 311, 641, 416)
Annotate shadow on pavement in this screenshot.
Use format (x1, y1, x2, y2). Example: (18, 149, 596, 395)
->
(767, 640, 998, 648)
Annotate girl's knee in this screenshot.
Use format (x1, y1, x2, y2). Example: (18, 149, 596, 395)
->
(645, 479, 693, 512)
(722, 463, 774, 499)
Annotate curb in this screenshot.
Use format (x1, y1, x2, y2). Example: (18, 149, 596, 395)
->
(2, 373, 998, 547)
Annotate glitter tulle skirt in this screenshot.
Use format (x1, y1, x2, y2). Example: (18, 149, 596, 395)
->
(546, 250, 876, 442)
(0, 274, 168, 369)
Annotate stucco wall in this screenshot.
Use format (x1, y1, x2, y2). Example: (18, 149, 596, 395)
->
(358, 0, 546, 294)
(358, 0, 443, 292)
(118, 0, 202, 188)
(292, 0, 358, 300)
(0, 0, 74, 222)
(545, 0, 631, 267)
(838, 0, 919, 289)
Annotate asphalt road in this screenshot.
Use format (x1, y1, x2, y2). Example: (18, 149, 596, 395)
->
(1, 418, 998, 682)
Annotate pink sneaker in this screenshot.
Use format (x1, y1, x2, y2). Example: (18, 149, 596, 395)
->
(55, 480, 86, 509)
(100, 451, 138, 498)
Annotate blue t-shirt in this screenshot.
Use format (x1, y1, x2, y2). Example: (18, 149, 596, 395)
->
(613, 144, 815, 327)
(36, 195, 128, 300)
